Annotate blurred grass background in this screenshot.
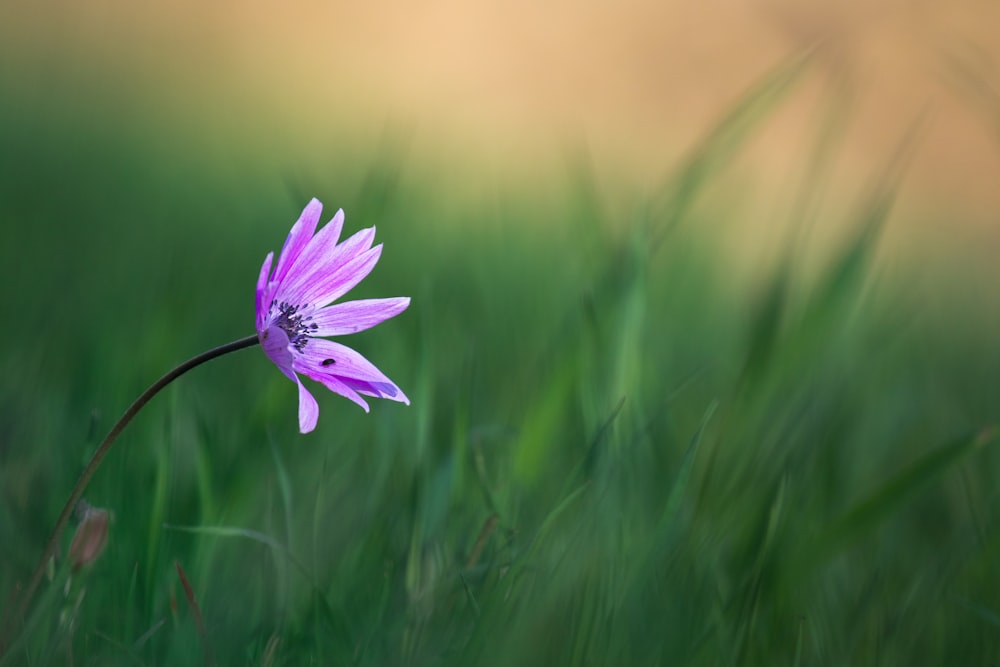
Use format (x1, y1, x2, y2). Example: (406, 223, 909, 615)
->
(2, 1, 1000, 665)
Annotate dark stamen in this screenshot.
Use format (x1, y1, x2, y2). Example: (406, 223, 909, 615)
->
(270, 302, 314, 352)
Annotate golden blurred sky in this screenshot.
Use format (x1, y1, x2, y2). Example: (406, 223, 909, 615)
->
(2, 0, 999, 253)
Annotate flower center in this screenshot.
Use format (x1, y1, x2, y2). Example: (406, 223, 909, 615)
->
(270, 300, 318, 352)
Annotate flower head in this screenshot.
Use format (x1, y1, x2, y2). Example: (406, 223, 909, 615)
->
(256, 198, 410, 433)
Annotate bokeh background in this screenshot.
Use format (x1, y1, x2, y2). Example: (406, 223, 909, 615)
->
(5, 0, 1000, 238)
(2, 1, 1000, 664)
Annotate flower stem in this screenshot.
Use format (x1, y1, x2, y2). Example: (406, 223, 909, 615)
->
(4, 334, 260, 647)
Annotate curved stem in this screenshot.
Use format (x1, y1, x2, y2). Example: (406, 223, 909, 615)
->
(7, 334, 260, 639)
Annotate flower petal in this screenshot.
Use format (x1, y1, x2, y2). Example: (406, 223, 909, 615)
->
(281, 208, 347, 288)
(272, 198, 323, 286)
(296, 378, 320, 433)
(299, 338, 399, 385)
(261, 325, 320, 432)
(314, 374, 371, 412)
(260, 325, 296, 383)
(298, 352, 408, 407)
(340, 377, 410, 405)
(255, 251, 274, 331)
(278, 226, 376, 306)
(310, 297, 410, 336)
(297, 244, 383, 310)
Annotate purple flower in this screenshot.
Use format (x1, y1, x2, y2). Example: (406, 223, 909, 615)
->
(256, 198, 410, 433)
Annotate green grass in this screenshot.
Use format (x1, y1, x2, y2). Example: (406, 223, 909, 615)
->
(2, 54, 1000, 665)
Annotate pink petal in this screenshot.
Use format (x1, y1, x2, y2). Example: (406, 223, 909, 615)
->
(261, 325, 297, 383)
(278, 226, 376, 306)
(341, 377, 410, 405)
(296, 378, 320, 433)
(310, 297, 411, 336)
(299, 339, 398, 385)
(255, 251, 274, 331)
(272, 199, 323, 286)
(315, 374, 371, 412)
(296, 244, 383, 310)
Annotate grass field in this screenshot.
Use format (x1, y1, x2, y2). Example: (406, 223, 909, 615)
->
(2, 54, 1000, 665)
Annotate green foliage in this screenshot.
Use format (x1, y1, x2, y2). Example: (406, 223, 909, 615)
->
(1, 53, 999, 665)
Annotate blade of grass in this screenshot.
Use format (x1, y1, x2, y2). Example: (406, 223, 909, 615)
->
(802, 109, 929, 325)
(460, 481, 590, 665)
(123, 562, 138, 649)
(132, 618, 165, 650)
(793, 615, 806, 667)
(268, 435, 294, 615)
(796, 426, 996, 571)
(174, 560, 214, 667)
(512, 357, 579, 485)
(659, 400, 718, 532)
(164, 523, 344, 653)
(163, 524, 313, 585)
(192, 423, 216, 526)
(784, 65, 857, 255)
(623, 401, 717, 597)
(738, 265, 790, 388)
(143, 433, 170, 616)
(650, 47, 814, 250)
(731, 475, 788, 665)
(954, 594, 1000, 629)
